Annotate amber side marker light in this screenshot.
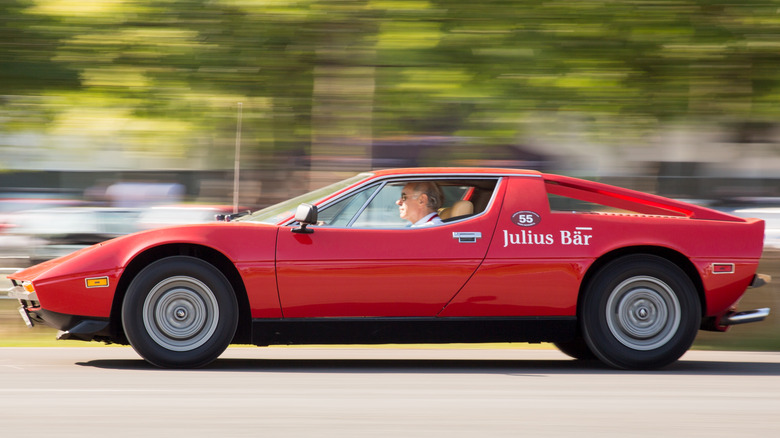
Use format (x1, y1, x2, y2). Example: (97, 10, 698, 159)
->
(85, 277, 109, 288)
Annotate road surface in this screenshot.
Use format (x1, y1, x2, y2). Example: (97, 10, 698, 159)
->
(1, 347, 779, 437)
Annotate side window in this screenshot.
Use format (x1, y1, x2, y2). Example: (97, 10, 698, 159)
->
(317, 184, 379, 226)
(317, 177, 500, 229)
(441, 186, 471, 204)
(545, 180, 685, 216)
(441, 180, 498, 220)
(351, 183, 407, 228)
(547, 193, 613, 213)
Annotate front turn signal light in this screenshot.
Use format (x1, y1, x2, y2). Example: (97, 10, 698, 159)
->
(23, 281, 36, 294)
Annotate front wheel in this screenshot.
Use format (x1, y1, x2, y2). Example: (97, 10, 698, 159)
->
(581, 255, 700, 370)
(122, 256, 238, 368)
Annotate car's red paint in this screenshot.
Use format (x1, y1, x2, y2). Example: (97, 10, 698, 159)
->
(276, 179, 505, 317)
(16, 223, 284, 319)
(7, 167, 771, 369)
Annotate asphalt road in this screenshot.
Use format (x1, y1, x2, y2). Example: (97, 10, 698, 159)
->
(1, 347, 780, 437)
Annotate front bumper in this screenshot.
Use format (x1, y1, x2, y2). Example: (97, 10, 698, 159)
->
(8, 283, 111, 342)
(7, 283, 37, 302)
(7, 283, 40, 328)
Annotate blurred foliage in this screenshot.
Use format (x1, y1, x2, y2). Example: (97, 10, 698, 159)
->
(3, 0, 780, 168)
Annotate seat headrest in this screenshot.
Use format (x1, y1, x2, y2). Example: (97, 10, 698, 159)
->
(440, 200, 474, 220)
(450, 200, 474, 218)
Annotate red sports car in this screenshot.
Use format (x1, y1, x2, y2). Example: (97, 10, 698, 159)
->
(7, 168, 772, 369)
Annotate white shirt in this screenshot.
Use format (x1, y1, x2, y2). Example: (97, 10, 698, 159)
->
(411, 212, 443, 227)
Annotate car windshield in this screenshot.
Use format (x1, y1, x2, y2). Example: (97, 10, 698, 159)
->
(239, 173, 373, 224)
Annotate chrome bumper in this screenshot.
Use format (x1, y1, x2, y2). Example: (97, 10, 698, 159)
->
(7, 284, 38, 301)
(7, 284, 39, 328)
(722, 274, 773, 326)
(701, 273, 772, 332)
(721, 307, 771, 326)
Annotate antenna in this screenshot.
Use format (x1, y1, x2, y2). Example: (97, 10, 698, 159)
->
(232, 102, 243, 214)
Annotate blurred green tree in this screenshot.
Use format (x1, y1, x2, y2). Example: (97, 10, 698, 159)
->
(0, 0, 79, 95)
(3, 0, 780, 170)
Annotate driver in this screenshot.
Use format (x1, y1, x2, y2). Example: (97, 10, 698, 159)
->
(396, 181, 444, 227)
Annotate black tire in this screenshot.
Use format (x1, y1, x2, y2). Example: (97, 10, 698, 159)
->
(553, 337, 597, 361)
(581, 255, 700, 370)
(122, 256, 238, 368)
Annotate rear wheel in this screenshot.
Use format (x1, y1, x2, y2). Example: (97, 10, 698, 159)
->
(581, 255, 700, 370)
(122, 256, 238, 368)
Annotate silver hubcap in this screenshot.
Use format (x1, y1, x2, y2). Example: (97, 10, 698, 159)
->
(143, 276, 219, 352)
(606, 276, 681, 351)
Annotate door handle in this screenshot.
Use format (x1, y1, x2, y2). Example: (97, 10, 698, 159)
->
(452, 232, 482, 243)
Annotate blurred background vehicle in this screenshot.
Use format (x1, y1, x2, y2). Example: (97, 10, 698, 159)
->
(0, 195, 84, 233)
(2, 207, 142, 264)
(728, 206, 780, 249)
(136, 205, 246, 230)
(0, 203, 246, 265)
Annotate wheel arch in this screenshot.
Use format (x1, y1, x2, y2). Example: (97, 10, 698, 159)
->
(109, 243, 252, 345)
(578, 246, 706, 319)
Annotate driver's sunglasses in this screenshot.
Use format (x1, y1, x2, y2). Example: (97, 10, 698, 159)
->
(399, 193, 419, 203)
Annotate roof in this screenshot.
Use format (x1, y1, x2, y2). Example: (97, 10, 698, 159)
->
(369, 167, 542, 177)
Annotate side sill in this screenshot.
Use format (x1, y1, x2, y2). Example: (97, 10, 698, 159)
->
(250, 316, 578, 346)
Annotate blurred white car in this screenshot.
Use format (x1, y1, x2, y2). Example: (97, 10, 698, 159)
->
(730, 207, 780, 249)
(3, 207, 142, 263)
(0, 197, 84, 234)
(136, 205, 243, 230)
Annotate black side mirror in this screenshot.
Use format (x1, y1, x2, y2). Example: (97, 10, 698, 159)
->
(292, 203, 318, 234)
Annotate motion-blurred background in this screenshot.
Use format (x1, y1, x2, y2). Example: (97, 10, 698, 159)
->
(1, 0, 778, 348)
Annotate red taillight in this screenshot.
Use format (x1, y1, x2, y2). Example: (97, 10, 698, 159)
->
(712, 263, 735, 274)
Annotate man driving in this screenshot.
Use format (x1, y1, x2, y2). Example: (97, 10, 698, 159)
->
(396, 181, 444, 227)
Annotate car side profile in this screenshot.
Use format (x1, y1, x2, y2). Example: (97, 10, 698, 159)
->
(7, 168, 772, 369)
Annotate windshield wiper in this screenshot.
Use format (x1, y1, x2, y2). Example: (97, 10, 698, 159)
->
(215, 211, 251, 222)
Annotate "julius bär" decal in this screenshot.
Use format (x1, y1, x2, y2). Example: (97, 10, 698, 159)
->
(505, 212, 592, 246)
(502, 228, 593, 247)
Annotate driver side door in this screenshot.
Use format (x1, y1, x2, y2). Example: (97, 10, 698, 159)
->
(275, 178, 504, 318)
